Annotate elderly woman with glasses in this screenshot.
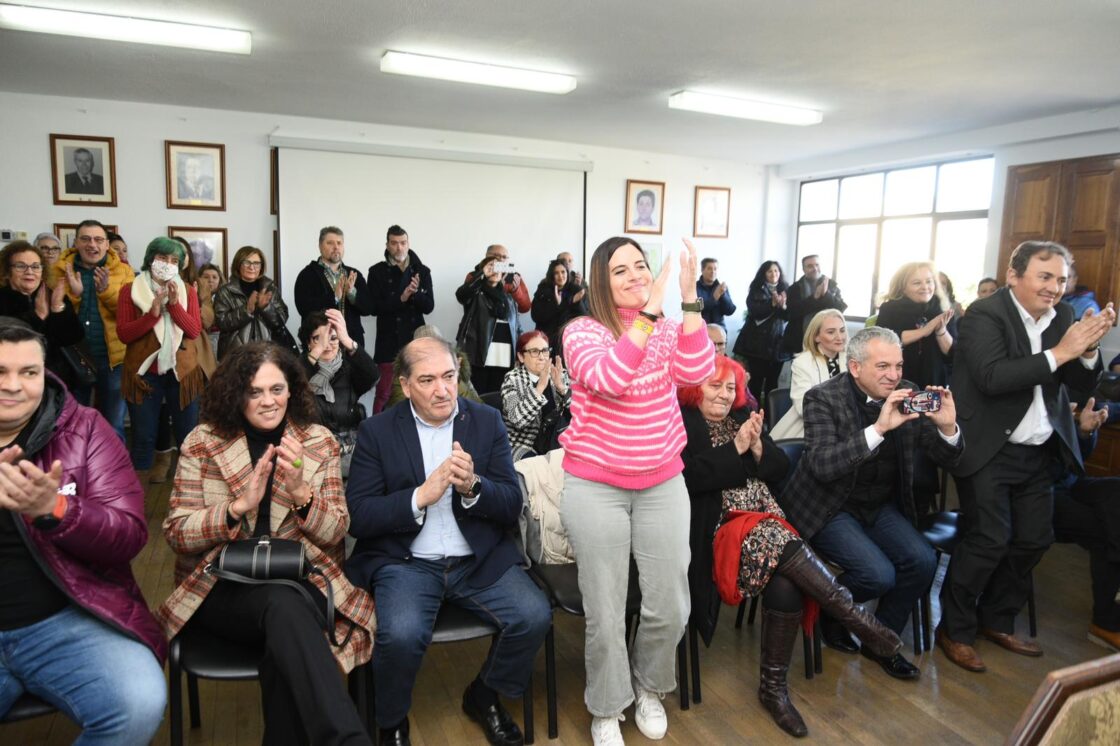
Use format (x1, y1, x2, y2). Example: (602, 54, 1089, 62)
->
(500, 330, 570, 458)
(0, 240, 84, 387)
(213, 246, 290, 360)
(33, 232, 64, 268)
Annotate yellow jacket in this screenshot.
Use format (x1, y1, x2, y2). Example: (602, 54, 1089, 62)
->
(55, 247, 135, 367)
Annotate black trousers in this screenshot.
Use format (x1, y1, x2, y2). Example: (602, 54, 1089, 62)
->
(941, 441, 1056, 643)
(1054, 475, 1120, 631)
(194, 581, 370, 746)
(743, 355, 783, 407)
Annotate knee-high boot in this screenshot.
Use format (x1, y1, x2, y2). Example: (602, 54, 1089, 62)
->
(777, 543, 901, 658)
(759, 607, 809, 738)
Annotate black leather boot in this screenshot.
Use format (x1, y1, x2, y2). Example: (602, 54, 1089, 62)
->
(758, 608, 809, 738)
(776, 543, 902, 659)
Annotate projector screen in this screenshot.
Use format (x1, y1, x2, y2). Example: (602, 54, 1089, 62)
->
(276, 146, 586, 349)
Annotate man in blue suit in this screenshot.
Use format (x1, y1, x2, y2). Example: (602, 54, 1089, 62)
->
(346, 336, 551, 746)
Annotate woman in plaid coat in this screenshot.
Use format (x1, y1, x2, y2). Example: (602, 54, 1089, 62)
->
(158, 342, 374, 746)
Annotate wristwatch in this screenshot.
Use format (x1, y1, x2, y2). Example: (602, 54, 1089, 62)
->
(458, 475, 482, 499)
(681, 299, 704, 313)
(32, 493, 68, 531)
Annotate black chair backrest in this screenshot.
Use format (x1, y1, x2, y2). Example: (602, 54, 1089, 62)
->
(480, 391, 503, 411)
(767, 388, 792, 430)
(774, 438, 804, 496)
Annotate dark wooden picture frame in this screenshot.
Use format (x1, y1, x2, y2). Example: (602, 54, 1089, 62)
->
(272, 229, 281, 287)
(624, 179, 665, 235)
(50, 134, 117, 207)
(168, 226, 229, 277)
(693, 186, 731, 238)
(166, 141, 227, 211)
(270, 147, 279, 215)
(1007, 653, 1120, 745)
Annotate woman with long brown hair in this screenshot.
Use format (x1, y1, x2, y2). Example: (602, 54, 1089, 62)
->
(560, 236, 714, 745)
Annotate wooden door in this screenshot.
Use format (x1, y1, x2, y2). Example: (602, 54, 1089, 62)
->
(1054, 155, 1120, 305)
(997, 162, 1062, 280)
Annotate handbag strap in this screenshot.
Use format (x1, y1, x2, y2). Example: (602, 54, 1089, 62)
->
(205, 565, 356, 649)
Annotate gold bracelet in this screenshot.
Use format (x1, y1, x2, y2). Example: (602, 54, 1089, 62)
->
(633, 317, 655, 336)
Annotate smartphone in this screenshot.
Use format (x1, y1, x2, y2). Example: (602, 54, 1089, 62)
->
(491, 261, 515, 275)
(900, 390, 942, 414)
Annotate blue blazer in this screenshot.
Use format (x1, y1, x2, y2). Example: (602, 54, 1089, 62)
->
(345, 396, 524, 590)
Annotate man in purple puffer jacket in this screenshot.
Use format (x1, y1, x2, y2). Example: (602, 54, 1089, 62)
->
(0, 318, 165, 744)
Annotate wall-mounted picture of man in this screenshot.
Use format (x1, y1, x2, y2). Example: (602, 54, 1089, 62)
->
(624, 179, 665, 235)
(165, 141, 226, 210)
(168, 226, 228, 276)
(50, 134, 117, 206)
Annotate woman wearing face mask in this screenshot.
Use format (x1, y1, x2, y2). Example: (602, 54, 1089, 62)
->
(500, 330, 571, 459)
(213, 246, 290, 360)
(876, 261, 955, 388)
(770, 309, 848, 440)
(0, 240, 84, 387)
(115, 237, 203, 481)
(559, 236, 715, 746)
(297, 309, 378, 477)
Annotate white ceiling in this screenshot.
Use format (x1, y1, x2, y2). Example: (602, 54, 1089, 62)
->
(2, 0, 1119, 166)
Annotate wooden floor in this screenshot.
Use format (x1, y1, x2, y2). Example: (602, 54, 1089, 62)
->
(4, 475, 1115, 745)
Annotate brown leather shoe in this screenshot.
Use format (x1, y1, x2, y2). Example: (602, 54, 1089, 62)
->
(1088, 624, 1120, 652)
(979, 629, 1043, 657)
(936, 626, 986, 672)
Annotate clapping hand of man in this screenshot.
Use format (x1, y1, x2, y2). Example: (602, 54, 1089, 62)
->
(713, 282, 728, 300)
(813, 276, 830, 298)
(1076, 396, 1109, 436)
(1055, 303, 1117, 363)
(93, 267, 109, 294)
(448, 441, 477, 497)
(401, 274, 421, 303)
(64, 263, 83, 297)
(0, 445, 64, 519)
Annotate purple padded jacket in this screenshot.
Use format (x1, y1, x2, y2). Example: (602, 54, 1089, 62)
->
(14, 375, 165, 661)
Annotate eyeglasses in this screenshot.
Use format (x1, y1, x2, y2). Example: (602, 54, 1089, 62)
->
(521, 348, 551, 358)
(76, 236, 107, 246)
(241, 260, 263, 268)
(11, 263, 42, 273)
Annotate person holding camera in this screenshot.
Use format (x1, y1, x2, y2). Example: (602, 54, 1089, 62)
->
(455, 245, 527, 395)
(778, 326, 962, 681)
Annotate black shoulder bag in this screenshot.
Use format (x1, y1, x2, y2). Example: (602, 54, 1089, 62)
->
(205, 535, 355, 648)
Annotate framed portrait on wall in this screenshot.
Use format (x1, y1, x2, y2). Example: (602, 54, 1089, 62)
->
(693, 186, 731, 238)
(624, 179, 665, 235)
(166, 141, 226, 210)
(53, 222, 119, 250)
(169, 226, 228, 276)
(273, 229, 281, 287)
(50, 134, 117, 207)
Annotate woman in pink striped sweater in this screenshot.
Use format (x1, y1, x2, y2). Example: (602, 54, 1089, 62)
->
(560, 236, 715, 745)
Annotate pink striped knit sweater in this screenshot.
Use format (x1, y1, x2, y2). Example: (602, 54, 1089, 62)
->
(560, 308, 716, 489)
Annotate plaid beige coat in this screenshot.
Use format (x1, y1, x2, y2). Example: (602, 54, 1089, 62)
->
(157, 421, 374, 672)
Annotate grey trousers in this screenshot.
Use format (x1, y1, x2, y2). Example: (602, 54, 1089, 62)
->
(561, 473, 691, 717)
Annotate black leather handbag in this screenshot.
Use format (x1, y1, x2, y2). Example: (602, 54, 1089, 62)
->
(205, 535, 354, 648)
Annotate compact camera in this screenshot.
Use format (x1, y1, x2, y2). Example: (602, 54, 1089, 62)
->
(900, 390, 942, 414)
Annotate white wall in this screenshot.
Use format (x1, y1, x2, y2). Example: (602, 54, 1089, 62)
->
(0, 91, 789, 345)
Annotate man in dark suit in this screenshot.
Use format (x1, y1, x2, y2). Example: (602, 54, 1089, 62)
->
(346, 337, 551, 746)
(781, 254, 846, 354)
(293, 225, 373, 347)
(64, 148, 104, 195)
(780, 326, 963, 679)
(937, 241, 1113, 672)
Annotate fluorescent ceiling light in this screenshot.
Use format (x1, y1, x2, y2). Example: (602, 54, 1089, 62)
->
(0, 4, 252, 54)
(668, 90, 822, 126)
(381, 50, 576, 94)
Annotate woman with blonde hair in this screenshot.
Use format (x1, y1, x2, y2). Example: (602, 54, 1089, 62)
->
(770, 308, 848, 439)
(876, 261, 955, 388)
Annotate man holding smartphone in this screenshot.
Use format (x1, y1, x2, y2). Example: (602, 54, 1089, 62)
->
(779, 326, 963, 680)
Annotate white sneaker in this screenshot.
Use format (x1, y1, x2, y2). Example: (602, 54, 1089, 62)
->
(632, 681, 668, 739)
(591, 714, 625, 746)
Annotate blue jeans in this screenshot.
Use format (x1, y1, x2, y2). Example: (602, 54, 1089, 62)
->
(126, 371, 200, 469)
(370, 558, 551, 728)
(0, 605, 165, 745)
(810, 504, 937, 634)
(73, 357, 125, 443)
